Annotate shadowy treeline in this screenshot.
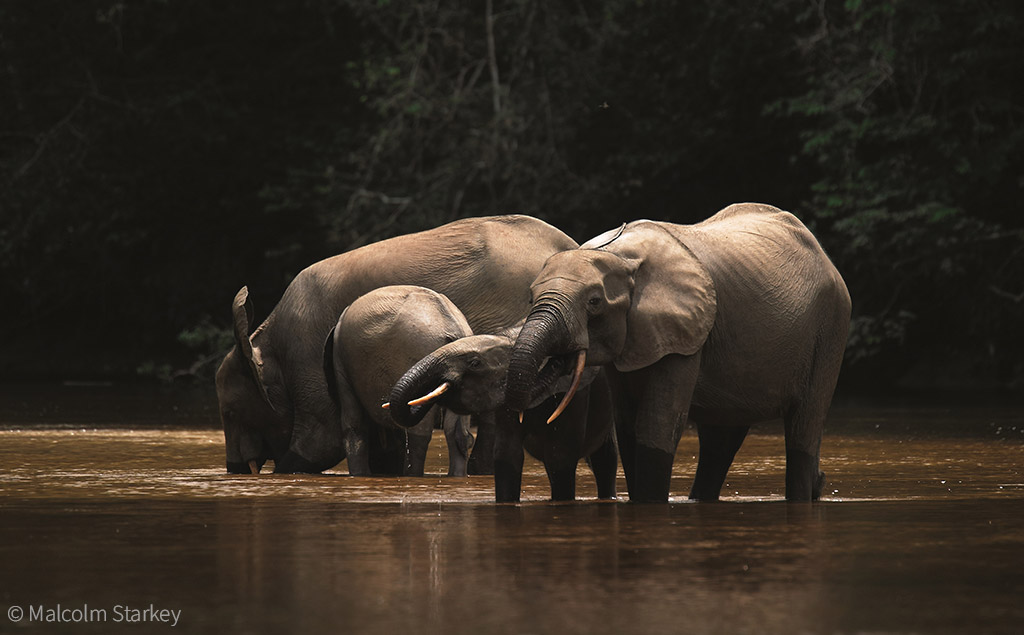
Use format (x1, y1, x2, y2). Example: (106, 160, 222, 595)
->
(2, 1, 1022, 391)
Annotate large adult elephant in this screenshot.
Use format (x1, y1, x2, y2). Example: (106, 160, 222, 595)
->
(504, 203, 851, 502)
(216, 215, 578, 474)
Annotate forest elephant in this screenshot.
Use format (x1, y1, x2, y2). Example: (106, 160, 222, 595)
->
(216, 215, 578, 475)
(504, 203, 851, 503)
(324, 286, 474, 477)
(387, 329, 617, 500)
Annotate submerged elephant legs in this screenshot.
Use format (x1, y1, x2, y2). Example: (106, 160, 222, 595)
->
(608, 354, 700, 503)
(689, 423, 750, 501)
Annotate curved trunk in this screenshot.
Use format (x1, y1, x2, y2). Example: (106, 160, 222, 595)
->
(505, 306, 570, 412)
(388, 353, 448, 428)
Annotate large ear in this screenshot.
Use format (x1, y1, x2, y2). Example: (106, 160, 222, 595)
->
(610, 224, 717, 372)
(232, 286, 273, 405)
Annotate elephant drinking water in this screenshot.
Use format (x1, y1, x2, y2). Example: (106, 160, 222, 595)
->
(504, 203, 851, 503)
(216, 215, 578, 475)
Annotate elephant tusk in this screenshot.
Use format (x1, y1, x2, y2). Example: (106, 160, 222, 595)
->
(381, 402, 390, 409)
(547, 350, 587, 424)
(518, 411, 524, 424)
(408, 382, 450, 407)
(248, 459, 261, 475)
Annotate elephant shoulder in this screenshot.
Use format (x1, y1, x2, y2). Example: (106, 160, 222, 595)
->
(695, 202, 814, 234)
(478, 214, 579, 253)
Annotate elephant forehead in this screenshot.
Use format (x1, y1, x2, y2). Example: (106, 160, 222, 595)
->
(535, 250, 627, 285)
(438, 333, 510, 356)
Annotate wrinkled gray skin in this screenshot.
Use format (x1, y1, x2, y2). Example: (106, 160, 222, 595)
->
(324, 286, 474, 477)
(216, 215, 578, 474)
(388, 330, 616, 500)
(506, 203, 852, 503)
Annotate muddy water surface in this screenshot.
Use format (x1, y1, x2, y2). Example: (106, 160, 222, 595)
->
(1, 383, 1022, 634)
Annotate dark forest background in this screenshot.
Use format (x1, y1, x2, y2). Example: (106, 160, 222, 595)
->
(2, 0, 1022, 393)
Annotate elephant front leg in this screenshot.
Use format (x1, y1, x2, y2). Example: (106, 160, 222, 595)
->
(493, 408, 525, 503)
(404, 415, 435, 477)
(544, 461, 578, 501)
(467, 412, 495, 475)
(275, 409, 346, 474)
(344, 425, 371, 476)
(586, 432, 618, 500)
(629, 353, 701, 503)
(442, 410, 472, 477)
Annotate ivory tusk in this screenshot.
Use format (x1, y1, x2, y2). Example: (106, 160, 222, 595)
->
(407, 382, 450, 407)
(547, 350, 587, 424)
(248, 459, 261, 475)
(381, 402, 390, 409)
(518, 411, 524, 424)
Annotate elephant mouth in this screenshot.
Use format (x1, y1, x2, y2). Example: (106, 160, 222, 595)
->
(528, 350, 587, 423)
(531, 355, 571, 398)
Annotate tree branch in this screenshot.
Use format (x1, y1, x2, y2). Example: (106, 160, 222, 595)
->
(485, 0, 501, 116)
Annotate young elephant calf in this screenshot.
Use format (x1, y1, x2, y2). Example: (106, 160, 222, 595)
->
(388, 328, 618, 501)
(325, 285, 474, 476)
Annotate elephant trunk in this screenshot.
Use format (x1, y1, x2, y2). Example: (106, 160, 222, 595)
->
(505, 304, 572, 412)
(388, 352, 448, 428)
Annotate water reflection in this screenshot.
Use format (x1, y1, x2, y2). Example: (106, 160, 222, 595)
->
(0, 384, 1022, 633)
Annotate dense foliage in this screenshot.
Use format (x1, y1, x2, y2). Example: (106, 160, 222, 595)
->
(2, 0, 1021, 389)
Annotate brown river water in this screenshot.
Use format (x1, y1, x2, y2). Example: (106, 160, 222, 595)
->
(0, 383, 1022, 634)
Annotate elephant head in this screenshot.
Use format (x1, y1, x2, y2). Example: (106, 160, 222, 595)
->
(505, 221, 718, 416)
(386, 334, 514, 427)
(216, 287, 291, 474)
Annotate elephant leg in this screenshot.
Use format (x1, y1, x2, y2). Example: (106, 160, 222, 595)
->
(275, 409, 345, 474)
(586, 433, 618, 500)
(784, 315, 846, 501)
(404, 414, 435, 477)
(540, 382, 591, 501)
(442, 409, 471, 477)
(467, 412, 495, 475)
(605, 368, 638, 497)
(493, 409, 525, 503)
(344, 422, 372, 476)
(334, 378, 371, 476)
(584, 370, 618, 499)
(784, 395, 834, 500)
(630, 353, 701, 503)
(368, 427, 406, 475)
(544, 460, 578, 501)
(688, 424, 750, 501)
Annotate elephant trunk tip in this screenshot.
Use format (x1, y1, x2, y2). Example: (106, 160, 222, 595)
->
(388, 354, 446, 429)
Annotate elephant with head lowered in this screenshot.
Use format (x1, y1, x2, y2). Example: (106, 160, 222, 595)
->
(324, 286, 475, 477)
(504, 203, 851, 503)
(216, 215, 578, 475)
(387, 327, 617, 501)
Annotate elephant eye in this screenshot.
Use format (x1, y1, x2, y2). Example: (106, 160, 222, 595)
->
(587, 296, 602, 307)
(467, 357, 482, 370)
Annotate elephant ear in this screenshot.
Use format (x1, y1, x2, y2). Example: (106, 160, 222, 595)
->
(232, 286, 273, 405)
(609, 223, 717, 372)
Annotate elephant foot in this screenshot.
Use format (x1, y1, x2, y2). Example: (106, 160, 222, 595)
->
(785, 449, 823, 501)
(494, 460, 523, 503)
(545, 464, 577, 502)
(629, 445, 673, 503)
